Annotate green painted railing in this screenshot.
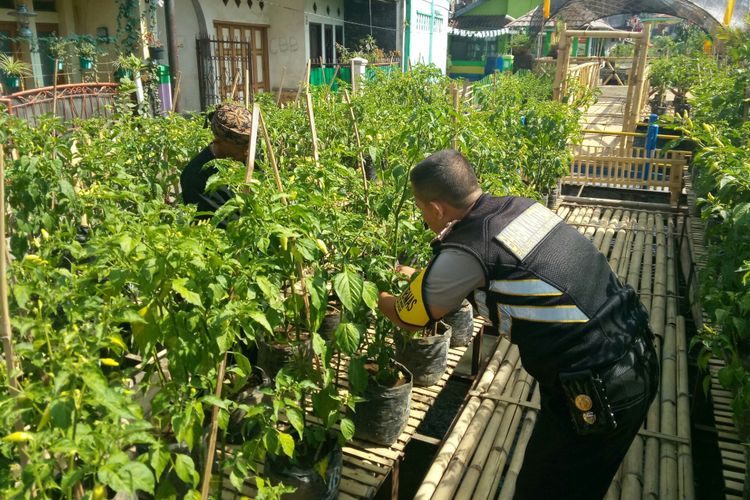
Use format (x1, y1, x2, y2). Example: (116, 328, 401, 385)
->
(309, 63, 401, 91)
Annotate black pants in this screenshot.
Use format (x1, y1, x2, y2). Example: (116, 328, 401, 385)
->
(514, 334, 659, 500)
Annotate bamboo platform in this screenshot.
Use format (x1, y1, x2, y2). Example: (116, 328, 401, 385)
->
(417, 201, 695, 499)
(218, 322, 483, 499)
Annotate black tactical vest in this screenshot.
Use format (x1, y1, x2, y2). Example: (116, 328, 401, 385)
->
(432, 194, 649, 386)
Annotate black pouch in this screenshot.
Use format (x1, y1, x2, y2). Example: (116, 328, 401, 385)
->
(559, 369, 618, 435)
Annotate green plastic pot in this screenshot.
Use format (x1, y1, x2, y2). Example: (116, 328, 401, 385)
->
(79, 57, 94, 70)
(4, 76, 20, 91)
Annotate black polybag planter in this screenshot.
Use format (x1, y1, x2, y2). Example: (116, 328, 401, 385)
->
(351, 361, 413, 446)
(265, 438, 343, 500)
(443, 300, 473, 347)
(396, 322, 452, 387)
(257, 336, 312, 379)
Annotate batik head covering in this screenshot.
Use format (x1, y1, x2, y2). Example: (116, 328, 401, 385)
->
(208, 103, 252, 145)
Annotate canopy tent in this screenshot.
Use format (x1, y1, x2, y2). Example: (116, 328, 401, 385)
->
(521, 0, 747, 34)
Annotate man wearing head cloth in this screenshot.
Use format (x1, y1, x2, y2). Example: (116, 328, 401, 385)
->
(180, 103, 252, 216)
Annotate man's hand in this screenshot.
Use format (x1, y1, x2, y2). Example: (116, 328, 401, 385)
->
(395, 264, 417, 278)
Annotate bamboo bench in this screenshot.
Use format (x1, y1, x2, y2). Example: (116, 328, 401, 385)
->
(219, 321, 485, 499)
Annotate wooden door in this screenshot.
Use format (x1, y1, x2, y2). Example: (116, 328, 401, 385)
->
(214, 21, 270, 100)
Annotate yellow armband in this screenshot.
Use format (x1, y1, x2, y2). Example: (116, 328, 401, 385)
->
(395, 269, 431, 327)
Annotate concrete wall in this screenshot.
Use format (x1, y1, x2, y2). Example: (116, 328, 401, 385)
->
(407, 0, 449, 73)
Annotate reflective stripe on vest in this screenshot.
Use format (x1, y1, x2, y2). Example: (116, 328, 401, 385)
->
(489, 279, 563, 297)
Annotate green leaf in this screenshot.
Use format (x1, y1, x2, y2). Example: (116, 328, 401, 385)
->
(286, 407, 305, 439)
(335, 322, 362, 356)
(277, 431, 295, 458)
(171, 278, 202, 307)
(312, 332, 326, 356)
(235, 352, 253, 379)
(348, 357, 369, 395)
(12, 284, 31, 309)
(340, 417, 355, 441)
(59, 179, 75, 199)
(202, 395, 228, 410)
(334, 267, 364, 312)
(718, 366, 736, 388)
(247, 309, 273, 333)
(98, 460, 154, 495)
(82, 368, 136, 420)
(120, 461, 155, 495)
(151, 446, 170, 480)
(362, 281, 379, 310)
(117, 309, 147, 325)
(314, 454, 330, 481)
(174, 454, 199, 487)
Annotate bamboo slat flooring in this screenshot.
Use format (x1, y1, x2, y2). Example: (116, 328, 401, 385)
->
(417, 201, 695, 500)
(218, 322, 482, 499)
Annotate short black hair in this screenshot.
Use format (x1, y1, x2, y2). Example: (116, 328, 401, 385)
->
(410, 150, 481, 209)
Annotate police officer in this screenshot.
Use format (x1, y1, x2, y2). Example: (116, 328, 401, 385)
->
(180, 103, 252, 216)
(378, 150, 659, 499)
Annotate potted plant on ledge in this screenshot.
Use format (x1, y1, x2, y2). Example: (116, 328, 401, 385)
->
(144, 32, 165, 61)
(0, 54, 31, 92)
(76, 37, 97, 71)
(48, 35, 71, 72)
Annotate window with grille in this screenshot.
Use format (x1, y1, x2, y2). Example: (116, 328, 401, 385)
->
(416, 13, 430, 32)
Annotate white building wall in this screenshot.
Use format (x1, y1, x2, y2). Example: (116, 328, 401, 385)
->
(407, 0, 449, 73)
(160, 0, 311, 111)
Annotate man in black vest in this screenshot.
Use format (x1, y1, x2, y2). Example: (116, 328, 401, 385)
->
(378, 150, 658, 499)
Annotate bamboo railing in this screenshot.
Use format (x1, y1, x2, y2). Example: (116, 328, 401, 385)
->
(565, 136, 690, 206)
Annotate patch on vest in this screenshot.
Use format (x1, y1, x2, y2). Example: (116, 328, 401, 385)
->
(395, 269, 430, 327)
(495, 203, 562, 261)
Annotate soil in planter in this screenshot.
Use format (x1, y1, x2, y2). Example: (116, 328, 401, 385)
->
(396, 322, 452, 387)
(265, 435, 343, 500)
(351, 362, 412, 446)
(257, 331, 312, 379)
(443, 300, 473, 348)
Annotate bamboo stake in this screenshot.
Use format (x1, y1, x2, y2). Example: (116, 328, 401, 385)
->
(583, 207, 602, 241)
(598, 209, 621, 255)
(430, 349, 523, 499)
(257, 110, 284, 195)
(276, 66, 286, 105)
(414, 397, 483, 500)
(244, 69, 250, 109)
(305, 91, 320, 168)
(229, 71, 241, 101)
(200, 352, 228, 500)
(474, 339, 512, 393)
(608, 211, 631, 273)
(455, 362, 525, 499)
(342, 89, 370, 215)
(474, 372, 534, 500)
(616, 211, 637, 282)
(639, 214, 655, 313)
(305, 59, 311, 94)
(676, 316, 695, 500)
(451, 83, 459, 150)
(243, 103, 261, 183)
(592, 208, 613, 250)
(659, 219, 678, 499)
(626, 212, 647, 288)
(327, 66, 340, 96)
(173, 72, 182, 113)
(0, 145, 20, 404)
(604, 466, 624, 500)
(52, 58, 59, 118)
(497, 388, 542, 500)
(643, 214, 667, 498)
